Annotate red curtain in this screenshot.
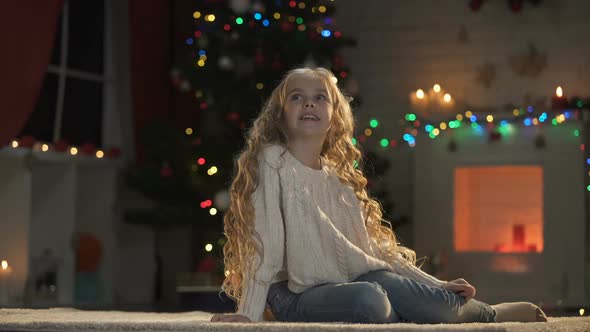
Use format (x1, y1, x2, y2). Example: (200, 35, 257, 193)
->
(128, 0, 172, 160)
(0, 1, 63, 147)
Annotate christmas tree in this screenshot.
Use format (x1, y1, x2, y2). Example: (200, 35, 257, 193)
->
(125, 0, 384, 283)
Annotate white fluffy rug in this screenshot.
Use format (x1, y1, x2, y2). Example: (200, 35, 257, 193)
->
(0, 308, 589, 332)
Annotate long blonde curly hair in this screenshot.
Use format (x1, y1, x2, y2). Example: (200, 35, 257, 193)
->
(221, 67, 418, 306)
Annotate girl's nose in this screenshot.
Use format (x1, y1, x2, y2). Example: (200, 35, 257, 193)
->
(304, 100, 316, 108)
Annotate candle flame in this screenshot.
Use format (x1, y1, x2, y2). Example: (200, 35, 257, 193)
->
(580, 308, 585, 316)
(1, 260, 7, 270)
(433, 84, 441, 93)
(443, 93, 452, 103)
(556, 86, 563, 97)
(416, 89, 425, 99)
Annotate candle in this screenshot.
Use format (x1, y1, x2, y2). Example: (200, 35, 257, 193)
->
(551, 86, 568, 110)
(0, 260, 13, 304)
(513, 225, 525, 251)
(409, 88, 429, 111)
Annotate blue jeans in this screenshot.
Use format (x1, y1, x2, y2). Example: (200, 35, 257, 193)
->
(267, 269, 496, 324)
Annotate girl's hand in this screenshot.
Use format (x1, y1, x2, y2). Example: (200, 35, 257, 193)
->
(210, 314, 251, 323)
(442, 278, 476, 302)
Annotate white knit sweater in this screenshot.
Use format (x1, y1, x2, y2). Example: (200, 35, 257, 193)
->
(236, 144, 446, 322)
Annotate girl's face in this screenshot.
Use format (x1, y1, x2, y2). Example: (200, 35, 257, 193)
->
(282, 74, 334, 141)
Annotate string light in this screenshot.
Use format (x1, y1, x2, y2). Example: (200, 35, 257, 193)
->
(405, 113, 417, 121)
(11, 140, 18, 148)
(197, 158, 206, 165)
(235, 17, 244, 24)
(209, 208, 218, 215)
(207, 166, 218, 176)
(70, 147, 78, 155)
(205, 244, 213, 252)
(41, 144, 49, 152)
(369, 119, 379, 128)
(185, 128, 193, 135)
(364, 128, 372, 136)
(96, 150, 104, 158)
(193, 11, 201, 19)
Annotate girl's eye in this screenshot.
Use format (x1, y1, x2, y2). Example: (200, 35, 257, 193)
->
(290, 94, 302, 101)
(317, 95, 327, 101)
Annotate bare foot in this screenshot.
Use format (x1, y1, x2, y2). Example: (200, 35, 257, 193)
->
(491, 302, 548, 322)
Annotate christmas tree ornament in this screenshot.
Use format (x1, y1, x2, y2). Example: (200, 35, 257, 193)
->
(218, 56, 235, 70)
(345, 78, 360, 96)
(179, 80, 191, 92)
(198, 36, 209, 48)
(229, 0, 251, 14)
(251, 1, 265, 13)
(254, 49, 265, 65)
(214, 189, 230, 211)
(160, 163, 174, 178)
(169, 68, 181, 79)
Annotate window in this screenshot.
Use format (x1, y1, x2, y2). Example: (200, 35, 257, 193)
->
(19, 0, 106, 147)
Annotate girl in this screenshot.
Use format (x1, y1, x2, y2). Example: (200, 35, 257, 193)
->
(211, 68, 547, 324)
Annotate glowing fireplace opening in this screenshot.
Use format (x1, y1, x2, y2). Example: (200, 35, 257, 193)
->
(454, 166, 543, 253)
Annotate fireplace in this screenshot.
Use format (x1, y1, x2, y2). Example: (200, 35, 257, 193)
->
(413, 123, 586, 307)
(454, 166, 543, 256)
